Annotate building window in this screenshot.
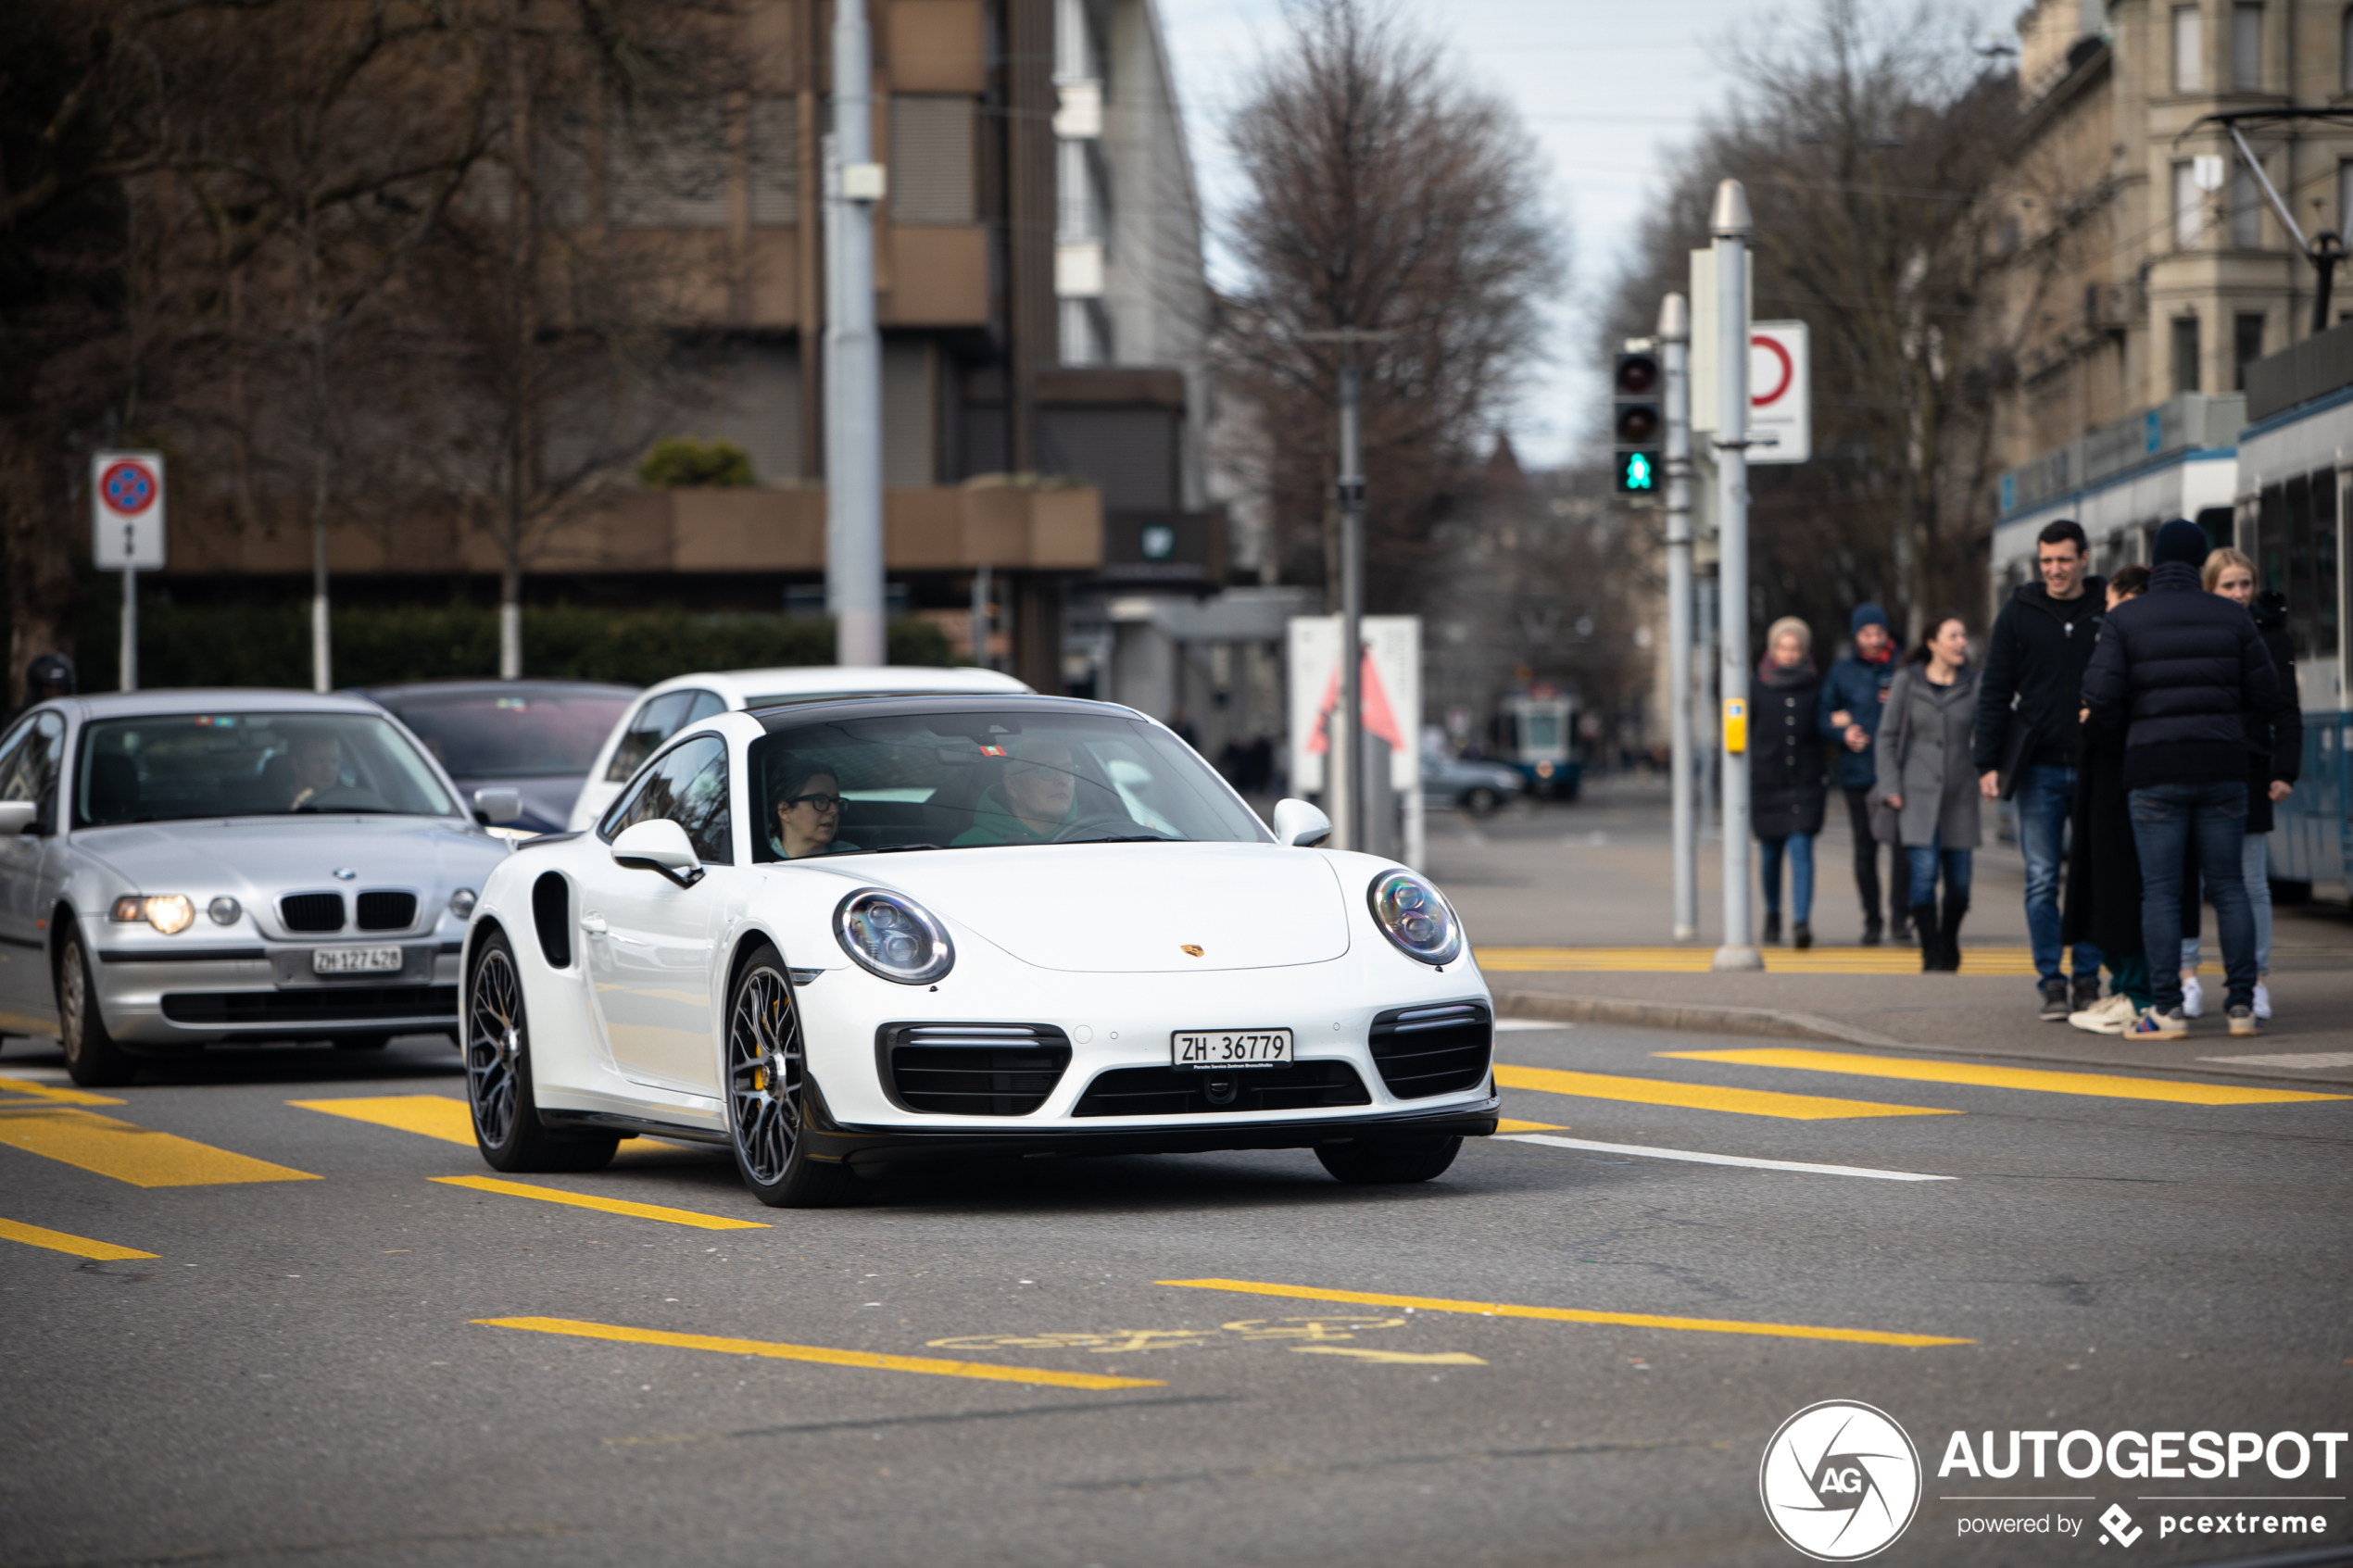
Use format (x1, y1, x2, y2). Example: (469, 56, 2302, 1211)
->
(2172, 315, 2202, 393)
(2340, 159, 2353, 237)
(2232, 161, 2262, 245)
(2174, 159, 2203, 248)
(2234, 313, 2266, 388)
(2233, 3, 2262, 90)
(2343, 6, 2353, 93)
(889, 96, 975, 224)
(2175, 5, 2204, 91)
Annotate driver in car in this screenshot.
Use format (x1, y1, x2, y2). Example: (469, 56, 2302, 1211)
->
(769, 758, 858, 859)
(952, 741, 1081, 846)
(285, 732, 346, 809)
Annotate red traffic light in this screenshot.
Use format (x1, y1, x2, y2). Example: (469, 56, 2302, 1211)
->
(1613, 352, 1659, 395)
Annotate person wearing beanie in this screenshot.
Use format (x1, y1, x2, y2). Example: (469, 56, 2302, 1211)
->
(1818, 602, 1909, 944)
(1973, 519, 2107, 1022)
(1752, 617, 1829, 947)
(2082, 519, 2280, 1038)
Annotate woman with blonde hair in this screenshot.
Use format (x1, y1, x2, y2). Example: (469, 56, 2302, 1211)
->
(1751, 617, 1829, 947)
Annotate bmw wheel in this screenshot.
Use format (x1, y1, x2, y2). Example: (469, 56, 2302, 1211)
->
(726, 945, 864, 1208)
(1315, 1135, 1462, 1185)
(57, 927, 138, 1088)
(465, 931, 616, 1173)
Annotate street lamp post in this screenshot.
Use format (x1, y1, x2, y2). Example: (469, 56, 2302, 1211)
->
(1710, 179, 1762, 971)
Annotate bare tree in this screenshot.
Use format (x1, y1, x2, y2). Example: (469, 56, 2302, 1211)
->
(1216, 0, 1561, 615)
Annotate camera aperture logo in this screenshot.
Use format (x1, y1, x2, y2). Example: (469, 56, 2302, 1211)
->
(1761, 1400, 1923, 1561)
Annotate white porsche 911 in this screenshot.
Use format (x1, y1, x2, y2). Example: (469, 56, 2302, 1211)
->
(460, 695, 1498, 1206)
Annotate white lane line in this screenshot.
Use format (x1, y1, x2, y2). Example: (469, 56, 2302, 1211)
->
(1495, 1133, 1955, 1183)
(2198, 1051, 2353, 1070)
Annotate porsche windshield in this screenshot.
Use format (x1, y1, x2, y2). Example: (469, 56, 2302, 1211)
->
(748, 710, 1268, 859)
(76, 712, 460, 826)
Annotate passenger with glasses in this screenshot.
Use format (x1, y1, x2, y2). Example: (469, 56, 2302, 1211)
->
(769, 757, 856, 859)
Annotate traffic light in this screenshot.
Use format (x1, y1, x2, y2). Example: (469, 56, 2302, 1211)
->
(1612, 350, 1662, 495)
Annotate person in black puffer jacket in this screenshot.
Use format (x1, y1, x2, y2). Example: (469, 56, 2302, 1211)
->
(1752, 617, 1829, 947)
(2081, 519, 2281, 1036)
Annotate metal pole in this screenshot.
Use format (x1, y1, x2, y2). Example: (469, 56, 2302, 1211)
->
(1711, 179, 1761, 971)
(971, 564, 991, 669)
(1696, 573, 1717, 841)
(1337, 358, 1365, 851)
(120, 565, 138, 693)
(311, 520, 331, 693)
(826, 0, 886, 668)
(1660, 293, 1695, 942)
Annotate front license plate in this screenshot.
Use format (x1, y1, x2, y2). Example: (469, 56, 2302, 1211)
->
(1171, 1029, 1293, 1069)
(313, 946, 403, 975)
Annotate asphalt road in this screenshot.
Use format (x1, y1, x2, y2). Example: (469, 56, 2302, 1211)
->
(5, 1020, 2350, 1568)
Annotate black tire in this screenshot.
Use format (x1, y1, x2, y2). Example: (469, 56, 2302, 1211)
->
(57, 928, 138, 1087)
(1315, 1135, 1462, 1185)
(464, 931, 617, 1173)
(1463, 786, 1501, 816)
(333, 1034, 393, 1051)
(725, 945, 866, 1207)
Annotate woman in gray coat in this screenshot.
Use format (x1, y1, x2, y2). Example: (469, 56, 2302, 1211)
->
(1875, 614, 1982, 971)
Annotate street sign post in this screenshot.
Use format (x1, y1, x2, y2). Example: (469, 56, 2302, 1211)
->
(92, 451, 166, 691)
(1746, 322, 1811, 465)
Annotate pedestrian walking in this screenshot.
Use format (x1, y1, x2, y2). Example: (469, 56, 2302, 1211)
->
(1876, 614, 1982, 972)
(2172, 547, 2300, 1022)
(1818, 603, 1909, 945)
(1974, 520, 2108, 1021)
(2081, 519, 2279, 1038)
(2063, 567, 2154, 1034)
(1752, 617, 1829, 947)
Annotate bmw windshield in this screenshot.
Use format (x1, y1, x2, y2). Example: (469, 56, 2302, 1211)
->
(75, 712, 460, 826)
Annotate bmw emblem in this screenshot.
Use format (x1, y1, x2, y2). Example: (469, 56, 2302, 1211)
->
(332, 867, 357, 881)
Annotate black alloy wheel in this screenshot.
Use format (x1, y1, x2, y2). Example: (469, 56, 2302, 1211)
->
(725, 945, 864, 1207)
(465, 932, 616, 1173)
(1464, 786, 1501, 816)
(57, 928, 138, 1087)
(1315, 1135, 1463, 1185)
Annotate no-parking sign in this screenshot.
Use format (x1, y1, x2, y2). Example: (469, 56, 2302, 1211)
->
(92, 450, 166, 570)
(1747, 322, 1810, 465)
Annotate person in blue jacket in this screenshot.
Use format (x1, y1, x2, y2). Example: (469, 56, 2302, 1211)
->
(1817, 604, 1908, 945)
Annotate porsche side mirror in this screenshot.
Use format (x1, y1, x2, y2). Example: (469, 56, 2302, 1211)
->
(472, 787, 523, 825)
(0, 801, 35, 835)
(610, 818, 705, 888)
(1271, 797, 1332, 848)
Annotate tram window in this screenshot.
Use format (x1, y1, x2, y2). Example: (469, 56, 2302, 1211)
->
(2309, 469, 2340, 661)
(2257, 473, 2344, 664)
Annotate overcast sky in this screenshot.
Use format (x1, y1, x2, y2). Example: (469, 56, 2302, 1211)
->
(1154, 0, 1997, 470)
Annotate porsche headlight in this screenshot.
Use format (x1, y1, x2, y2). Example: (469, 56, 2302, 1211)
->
(834, 888, 954, 985)
(1367, 870, 1462, 965)
(111, 895, 195, 935)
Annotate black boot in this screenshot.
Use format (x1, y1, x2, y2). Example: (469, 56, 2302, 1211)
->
(1762, 910, 1781, 946)
(1938, 896, 1969, 973)
(1911, 904, 1940, 972)
(1793, 921, 1813, 950)
(1860, 914, 1883, 947)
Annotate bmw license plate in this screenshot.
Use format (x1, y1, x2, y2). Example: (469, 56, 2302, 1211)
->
(313, 946, 402, 975)
(1171, 1029, 1293, 1069)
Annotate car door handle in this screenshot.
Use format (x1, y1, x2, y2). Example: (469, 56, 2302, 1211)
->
(579, 914, 608, 936)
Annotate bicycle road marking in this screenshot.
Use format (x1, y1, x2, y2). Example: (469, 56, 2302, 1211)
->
(0, 1215, 158, 1261)
(1495, 1063, 1957, 1120)
(1657, 1047, 2351, 1106)
(0, 1105, 319, 1186)
(1494, 1132, 1954, 1181)
(430, 1174, 768, 1230)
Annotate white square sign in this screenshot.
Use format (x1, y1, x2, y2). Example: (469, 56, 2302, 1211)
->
(1747, 322, 1810, 465)
(92, 450, 167, 570)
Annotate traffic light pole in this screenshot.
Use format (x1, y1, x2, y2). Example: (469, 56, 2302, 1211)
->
(1710, 180, 1762, 972)
(1659, 293, 1695, 943)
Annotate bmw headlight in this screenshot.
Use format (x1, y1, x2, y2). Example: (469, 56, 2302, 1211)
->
(448, 888, 478, 920)
(834, 888, 955, 985)
(1367, 870, 1462, 966)
(111, 894, 195, 935)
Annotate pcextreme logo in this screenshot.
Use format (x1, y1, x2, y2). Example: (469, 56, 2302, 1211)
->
(1760, 1400, 1924, 1561)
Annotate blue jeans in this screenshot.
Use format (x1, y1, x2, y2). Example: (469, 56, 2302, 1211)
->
(2130, 783, 2257, 1013)
(2180, 830, 2272, 976)
(1904, 839, 1972, 903)
(2017, 762, 2100, 984)
(1758, 834, 1815, 920)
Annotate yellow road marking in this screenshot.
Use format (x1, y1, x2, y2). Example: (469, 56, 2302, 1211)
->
(431, 1174, 769, 1230)
(1494, 1063, 1956, 1121)
(0, 1215, 157, 1261)
(1658, 1047, 2353, 1106)
(1288, 1346, 1487, 1365)
(475, 1316, 1166, 1390)
(0, 1075, 125, 1107)
(1495, 1118, 1567, 1133)
(292, 1094, 475, 1146)
(1160, 1279, 1971, 1348)
(0, 1105, 318, 1186)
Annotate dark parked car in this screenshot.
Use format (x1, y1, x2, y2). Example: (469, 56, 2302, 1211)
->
(351, 681, 637, 835)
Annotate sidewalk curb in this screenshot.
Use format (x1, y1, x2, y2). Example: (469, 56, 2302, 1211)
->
(1493, 991, 1906, 1049)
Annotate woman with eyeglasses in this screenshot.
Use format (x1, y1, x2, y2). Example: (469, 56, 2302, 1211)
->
(770, 757, 855, 859)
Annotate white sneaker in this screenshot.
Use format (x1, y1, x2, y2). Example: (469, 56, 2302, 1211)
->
(2253, 981, 2271, 1021)
(2068, 993, 2138, 1035)
(2180, 975, 2204, 1019)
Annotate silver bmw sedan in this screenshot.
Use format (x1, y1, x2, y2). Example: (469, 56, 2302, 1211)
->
(0, 690, 515, 1085)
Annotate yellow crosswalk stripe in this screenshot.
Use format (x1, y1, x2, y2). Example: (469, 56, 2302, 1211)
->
(292, 1094, 475, 1146)
(474, 1316, 1167, 1390)
(0, 1105, 318, 1186)
(0, 1215, 158, 1261)
(1159, 1279, 1971, 1348)
(1658, 1047, 2352, 1106)
(1494, 1063, 1957, 1121)
(1494, 1118, 1568, 1133)
(0, 1074, 126, 1107)
(432, 1173, 768, 1230)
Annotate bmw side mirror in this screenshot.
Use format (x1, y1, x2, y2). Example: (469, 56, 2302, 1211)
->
(472, 787, 523, 825)
(1271, 797, 1332, 848)
(0, 801, 35, 835)
(610, 818, 705, 888)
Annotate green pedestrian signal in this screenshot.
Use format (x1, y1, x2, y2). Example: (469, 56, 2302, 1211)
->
(1622, 452, 1655, 491)
(1612, 350, 1664, 498)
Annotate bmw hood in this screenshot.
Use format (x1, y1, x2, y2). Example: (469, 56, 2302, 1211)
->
(72, 817, 508, 931)
(813, 842, 1353, 972)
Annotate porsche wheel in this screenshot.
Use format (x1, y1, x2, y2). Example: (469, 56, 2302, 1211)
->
(1315, 1135, 1462, 1185)
(726, 946, 864, 1208)
(465, 932, 616, 1173)
(57, 928, 138, 1088)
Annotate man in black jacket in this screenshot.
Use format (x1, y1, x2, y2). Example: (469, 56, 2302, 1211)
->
(2081, 518, 2279, 1038)
(1974, 520, 2106, 1021)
